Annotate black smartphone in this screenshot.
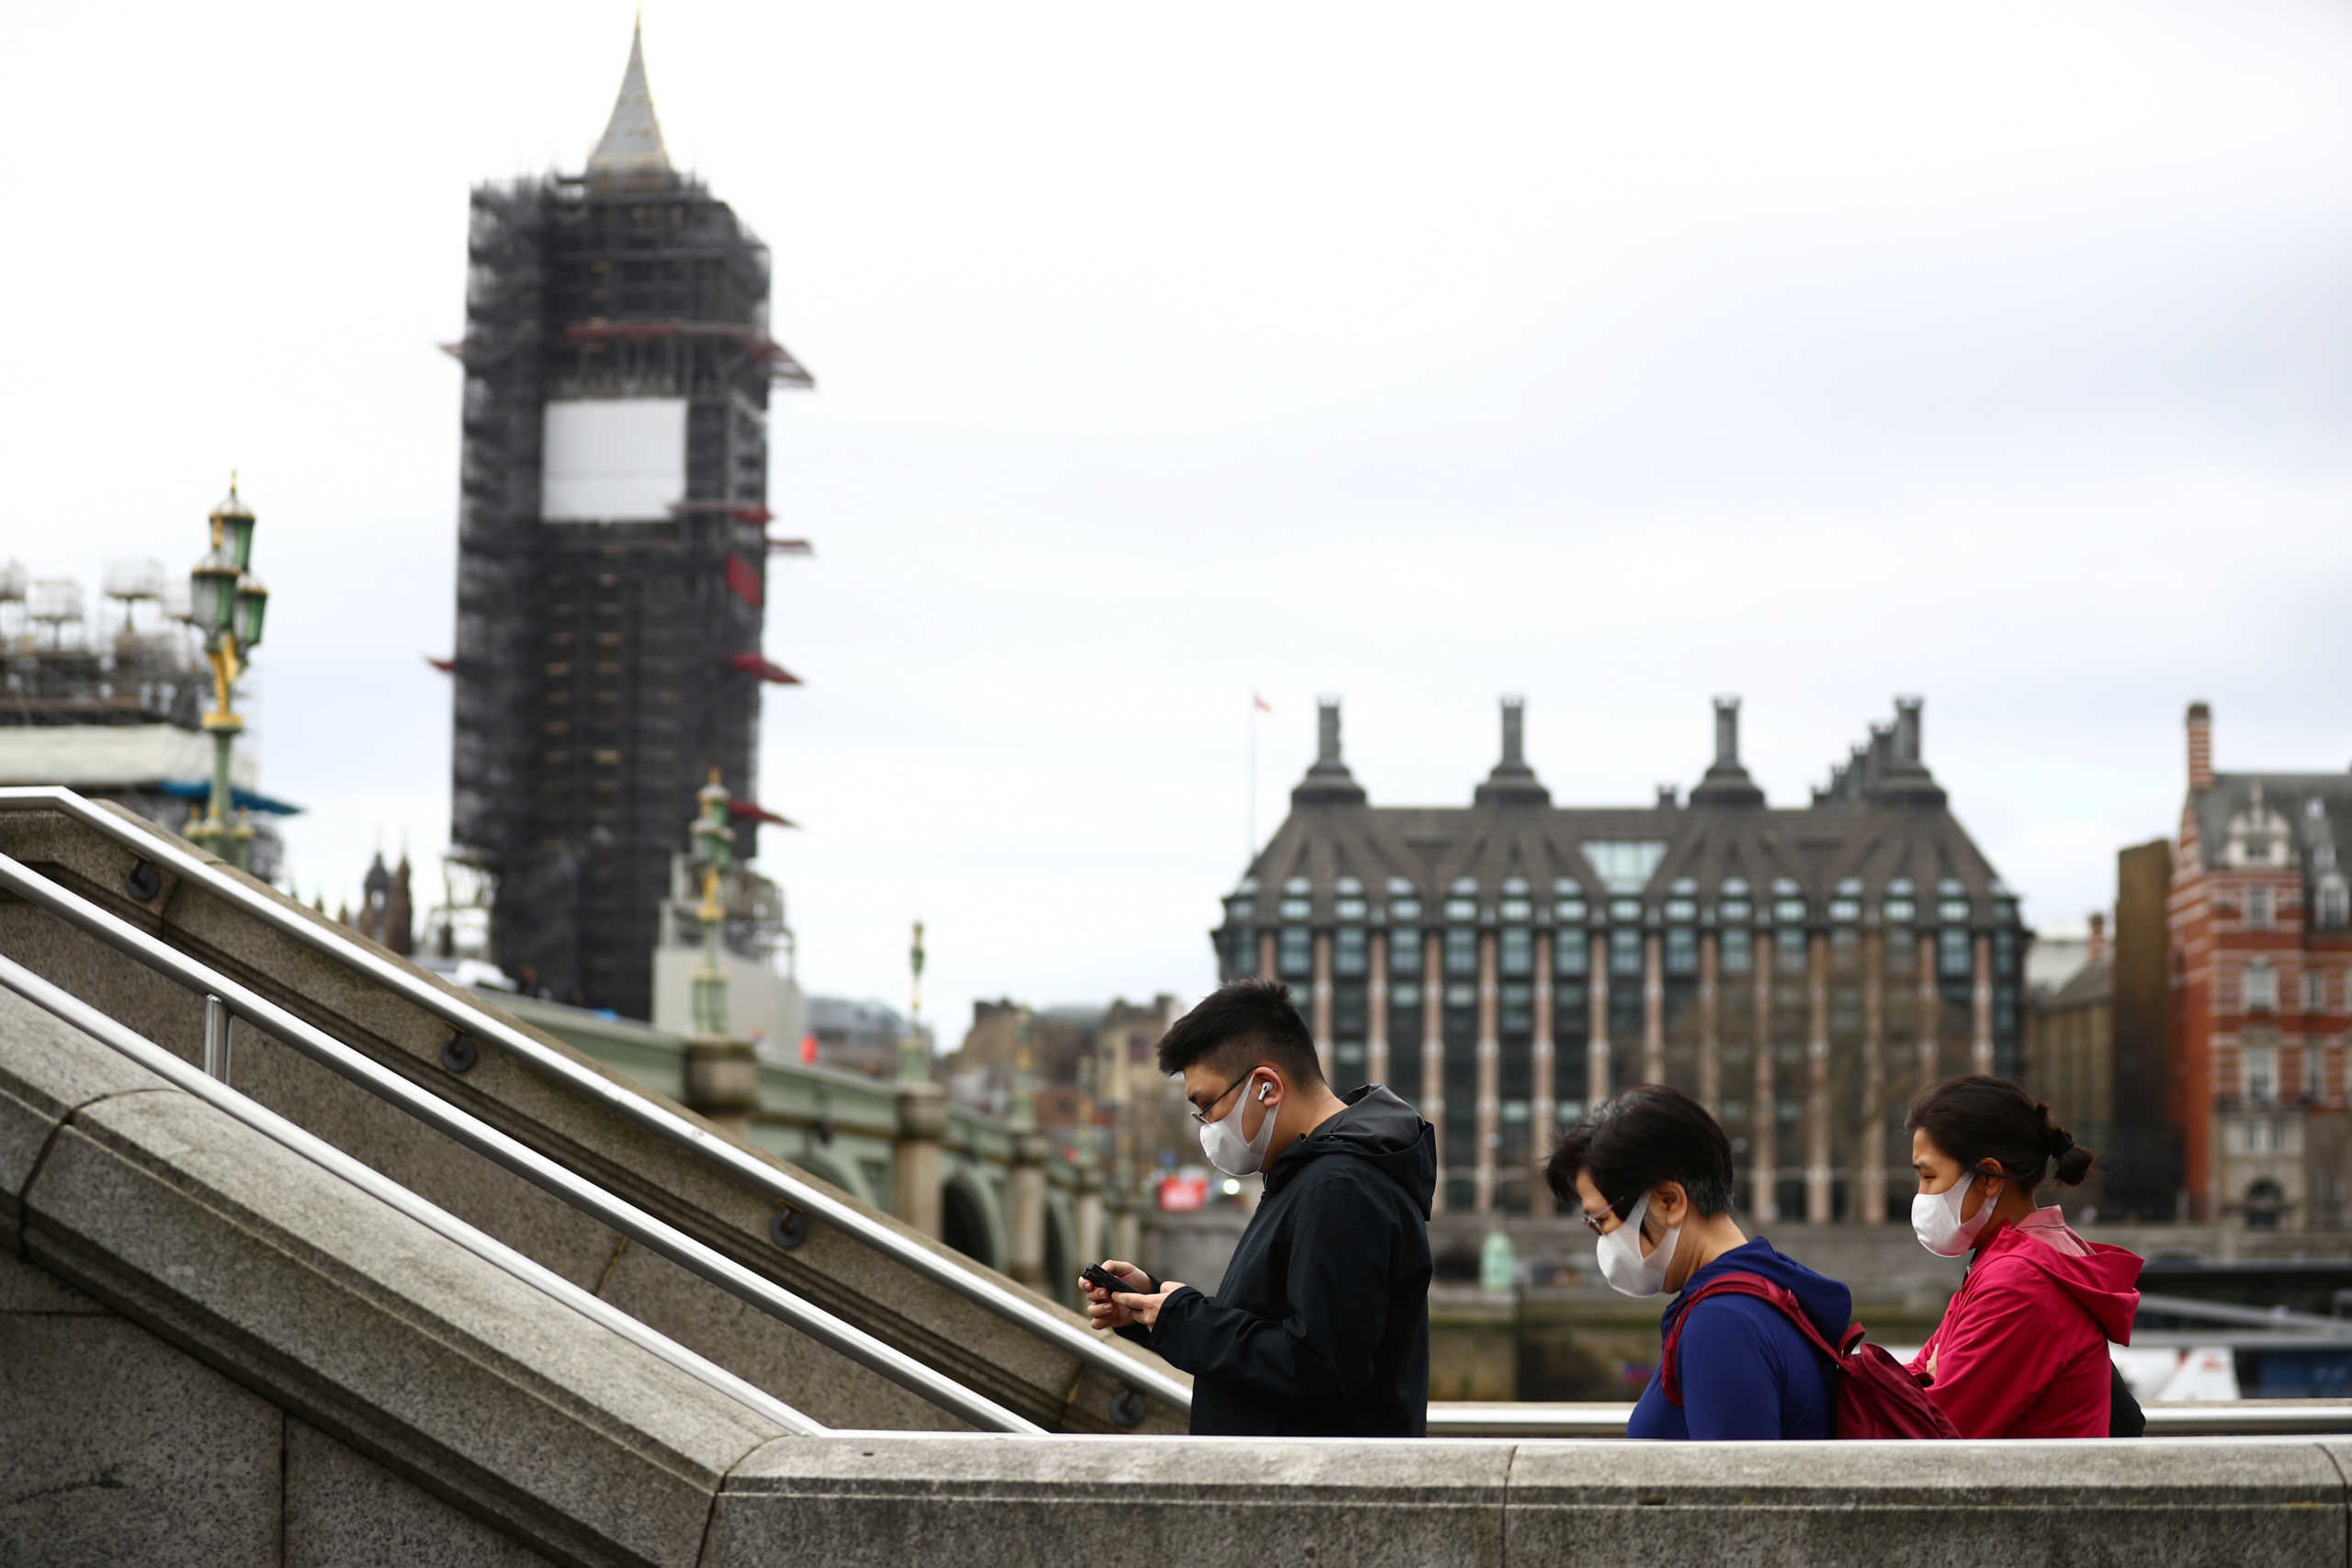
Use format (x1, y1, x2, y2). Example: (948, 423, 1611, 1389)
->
(1081, 1263, 1136, 1296)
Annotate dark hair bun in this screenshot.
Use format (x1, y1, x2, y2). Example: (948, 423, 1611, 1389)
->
(1910, 1076, 2098, 1190)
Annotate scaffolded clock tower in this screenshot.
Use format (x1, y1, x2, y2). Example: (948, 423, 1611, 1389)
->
(449, 22, 810, 1017)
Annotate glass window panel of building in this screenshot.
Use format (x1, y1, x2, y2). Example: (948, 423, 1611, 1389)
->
(1938, 927, 1971, 978)
(1442, 1047, 1478, 1198)
(1499, 982, 1535, 1040)
(1389, 981, 1425, 1107)
(1556, 930, 1589, 976)
(1583, 840, 1668, 892)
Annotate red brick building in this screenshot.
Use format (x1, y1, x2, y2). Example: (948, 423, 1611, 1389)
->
(2167, 702, 2352, 1224)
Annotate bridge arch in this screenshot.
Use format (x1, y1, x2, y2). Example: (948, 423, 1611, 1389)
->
(1043, 1190, 1078, 1310)
(791, 1145, 877, 1210)
(942, 1165, 1006, 1272)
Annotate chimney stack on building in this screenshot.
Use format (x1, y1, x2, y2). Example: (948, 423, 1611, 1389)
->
(2188, 701, 2214, 792)
(1474, 695, 1552, 807)
(1690, 694, 1766, 807)
(1852, 694, 1948, 807)
(2087, 911, 2108, 966)
(1292, 696, 1369, 806)
(1894, 696, 1924, 765)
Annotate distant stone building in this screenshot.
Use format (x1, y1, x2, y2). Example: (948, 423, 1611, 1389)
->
(649, 849, 804, 1058)
(2028, 839, 2182, 1221)
(804, 995, 922, 1078)
(1213, 695, 2030, 1222)
(946, 994, 1189, 1175)
(2167, 704, 2352, 1226)
(2030, 917, 2111, 1127)
(350, 848, 416, 956)
(0, 561, 297, 879)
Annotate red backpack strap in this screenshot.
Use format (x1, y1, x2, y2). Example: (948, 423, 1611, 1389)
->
(1658, 1271, 1845, 1405)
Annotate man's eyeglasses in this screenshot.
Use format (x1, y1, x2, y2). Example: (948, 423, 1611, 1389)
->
(1189, 1071, 1257, 1125)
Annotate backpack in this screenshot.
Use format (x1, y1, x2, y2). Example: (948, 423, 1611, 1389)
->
(1659, 1271, 1962, 1439)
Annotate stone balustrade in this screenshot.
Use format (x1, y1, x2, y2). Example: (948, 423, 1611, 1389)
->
(0, 798, 1179, 1436)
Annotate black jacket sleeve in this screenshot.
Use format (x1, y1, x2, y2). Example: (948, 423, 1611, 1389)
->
(1148, 1171, 1397, 1407)
(1110, 1269, 1159, 1349)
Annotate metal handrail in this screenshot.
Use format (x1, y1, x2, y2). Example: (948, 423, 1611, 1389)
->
(0, 950, 828, 1439)
(1425, 1400, 2352, 1438)
(2137, 1292, 2352, 1338)
(0, 787, 1192, 1416)
(0, 841, 1041, 1434)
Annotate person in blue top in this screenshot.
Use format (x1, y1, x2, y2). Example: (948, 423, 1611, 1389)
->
(1545, 1084, 1853, 1439)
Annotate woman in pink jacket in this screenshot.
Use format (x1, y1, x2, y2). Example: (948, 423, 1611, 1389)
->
(1905, 1076, 2143, 1438)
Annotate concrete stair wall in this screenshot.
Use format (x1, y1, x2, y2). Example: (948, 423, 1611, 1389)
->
(0, 799, 1182, 1435)
(0, 984, 780, 1567)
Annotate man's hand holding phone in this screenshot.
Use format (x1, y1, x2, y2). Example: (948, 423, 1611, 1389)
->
(1080, 1259, 1183, 1331)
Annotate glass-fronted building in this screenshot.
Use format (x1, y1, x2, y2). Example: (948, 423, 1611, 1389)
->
(1215, 695, 2029, 1222)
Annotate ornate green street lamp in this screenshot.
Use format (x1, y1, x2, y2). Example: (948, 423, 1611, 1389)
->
(688, 767, 736, 1037)
(899, 919, 929, 1083)
(1075, 1053, 1098, 1168)
(187, 478, 262, 871)
(1012, 1006, 1036, 1130)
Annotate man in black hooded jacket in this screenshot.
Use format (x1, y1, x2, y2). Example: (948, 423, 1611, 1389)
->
(1080, 978, 1436, 1436)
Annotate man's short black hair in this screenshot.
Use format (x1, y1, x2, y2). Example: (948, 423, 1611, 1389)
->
(1545, 1084, 1735, 1220)
(1155, 978, 1326, 1087)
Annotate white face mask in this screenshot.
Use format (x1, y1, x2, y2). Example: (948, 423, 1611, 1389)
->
(1199, 1075, 1280, 1177)
(1912, 1169, 2000, 1257)
(1596, 1191, 1681, 1299)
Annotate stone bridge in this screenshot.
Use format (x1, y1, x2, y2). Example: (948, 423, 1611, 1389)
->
(497, 992, 1133, 1311)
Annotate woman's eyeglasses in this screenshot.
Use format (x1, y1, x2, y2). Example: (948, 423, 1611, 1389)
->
(1578, 1197, 1635, 1235)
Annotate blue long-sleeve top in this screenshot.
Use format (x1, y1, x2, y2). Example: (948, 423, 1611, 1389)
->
(1625, 1236, 1852, 1440)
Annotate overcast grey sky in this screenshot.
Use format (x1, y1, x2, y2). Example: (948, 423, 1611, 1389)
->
(9, 1, 2349, 1047)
